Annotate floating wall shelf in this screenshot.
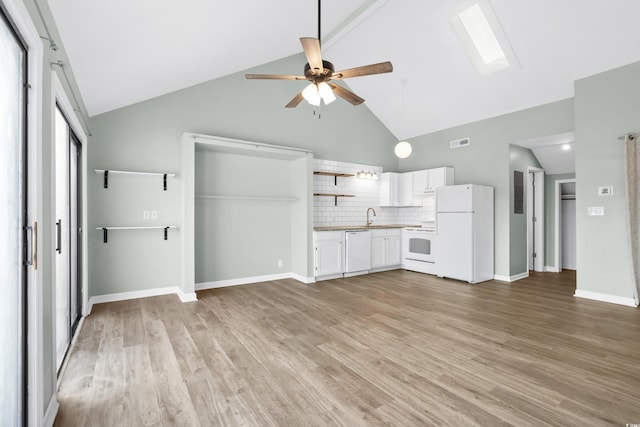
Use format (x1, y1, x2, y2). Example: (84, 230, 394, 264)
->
(313, 193, 355, 206)
(313, 171, 354, 185)
(94, 169, 177, 190)
(97, 225, 178, 243)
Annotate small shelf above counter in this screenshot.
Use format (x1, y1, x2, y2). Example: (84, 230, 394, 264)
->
(313, 170, 354, 185)
(313, 193, 355, 206)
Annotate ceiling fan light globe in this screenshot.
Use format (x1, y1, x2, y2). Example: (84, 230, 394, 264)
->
(302, 83, 321, 106)
(318, 82, 336, 104)
(395, 141, 412, 158)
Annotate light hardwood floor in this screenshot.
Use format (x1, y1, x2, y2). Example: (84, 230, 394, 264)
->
(55, 270, 640, 426)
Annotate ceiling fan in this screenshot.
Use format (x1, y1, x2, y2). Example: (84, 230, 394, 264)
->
(245, 0, 393, 108)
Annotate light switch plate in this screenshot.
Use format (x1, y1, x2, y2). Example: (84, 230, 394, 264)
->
(151, 211, 158, 220)
(598, 186, 614, 196)
(588, 206, 605, 216)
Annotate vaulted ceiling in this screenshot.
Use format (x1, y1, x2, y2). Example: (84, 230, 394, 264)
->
(48, 0, 640, 141)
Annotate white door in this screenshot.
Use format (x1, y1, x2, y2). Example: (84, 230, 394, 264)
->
(371, 236, 386, 268)
(315, 239, 343, 277)
(386, 235, 402, 266)
(437, 212, 473, 281)
(0, 10, 28, 425)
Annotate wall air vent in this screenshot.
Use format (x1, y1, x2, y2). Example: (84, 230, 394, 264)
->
(450, 137, 471, 149)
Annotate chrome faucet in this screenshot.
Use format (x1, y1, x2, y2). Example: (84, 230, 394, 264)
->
(367, 207, 377, 227)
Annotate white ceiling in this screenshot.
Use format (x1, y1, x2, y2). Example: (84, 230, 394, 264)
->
(48, 0, 640, 141)
(512, 132, 576, 175)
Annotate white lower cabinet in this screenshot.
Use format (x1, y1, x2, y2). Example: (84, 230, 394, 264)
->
(314, 231, 344, 279)
(371, 229, 402, 270)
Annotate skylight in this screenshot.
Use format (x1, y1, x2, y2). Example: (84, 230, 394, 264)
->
(451, 1, 515, 75)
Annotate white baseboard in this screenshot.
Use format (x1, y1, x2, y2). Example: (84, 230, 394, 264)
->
(574, 289, 638, 307)
(178, 289, 198, 302)
(87, 286, 186, 313)
(196, 273, 293, 291)
(43, 394, 59, 427)
(545, 265, 561, 273)
(291, 273, 316, 284)
(494, 271, 529, 282)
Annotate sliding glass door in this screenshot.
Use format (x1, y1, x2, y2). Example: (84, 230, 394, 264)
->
(55, 105, 82, 371)
(0, 5, 28, 425)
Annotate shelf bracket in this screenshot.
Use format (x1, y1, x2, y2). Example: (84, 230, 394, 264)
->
(334, 195, 338, 206)
(163, 173, 167, 191)
(334, 176, 337, 186)
(103, 170, 109, 189)
(164, 226, 169, 240)
(102, 227, 108, 243)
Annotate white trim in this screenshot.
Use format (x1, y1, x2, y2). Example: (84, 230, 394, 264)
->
(291, 273, 316, 284)
(494, 271, 529, 282)
(545, 265, 561, 273)
(196, 273, 293, 290)
(43, 396, 59, 427)
(527, 167, 545, 272)
(554, 178, 576, 274)
(178, 290, 197, 302)
(51, 72, 90, 391)
(574, 290, 638, 307)
(3, 0, 46, 424)
(86, 286, 186, 314)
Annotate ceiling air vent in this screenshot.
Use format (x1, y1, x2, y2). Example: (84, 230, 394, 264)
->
(450, 137, 471, 149)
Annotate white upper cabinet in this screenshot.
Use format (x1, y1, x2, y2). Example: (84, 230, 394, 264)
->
(382, 168, 454, 206)
(380, 172, 401, 207)
(413, 167, 454, 195)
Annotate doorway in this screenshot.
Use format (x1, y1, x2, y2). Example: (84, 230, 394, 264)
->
(54, 105, 83, 371)
(0, 5, 29, 424)
(527, 168, 545, 272)
(555, 179, 576, 271)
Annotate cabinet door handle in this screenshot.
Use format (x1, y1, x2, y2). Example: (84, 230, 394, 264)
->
(56, 219, 62, 254)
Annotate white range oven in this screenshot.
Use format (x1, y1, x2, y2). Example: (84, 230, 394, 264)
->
(403, 228, 436, 274)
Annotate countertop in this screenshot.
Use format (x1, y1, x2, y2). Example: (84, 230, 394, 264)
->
(314, 224, 420, 231)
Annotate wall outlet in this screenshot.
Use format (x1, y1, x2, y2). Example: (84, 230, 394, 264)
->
(588, 206, 605, 216)
(277, 259, 283, 268)
(143, 210, 150, 220)
(151, 210, 158, 220)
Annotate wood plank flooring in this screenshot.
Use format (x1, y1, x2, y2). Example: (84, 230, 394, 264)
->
(54, 270, 640, 426)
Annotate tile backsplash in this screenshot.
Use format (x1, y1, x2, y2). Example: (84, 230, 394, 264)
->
(313, 159, 426, 228)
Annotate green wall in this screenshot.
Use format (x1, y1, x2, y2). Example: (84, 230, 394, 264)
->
(575, 61, 640, 300)
(508, 145, 542, 276)
(194, 151, 294, 282)
(88, 53, 397, 297)
(545, 173, 576, 267)
(398, 99, 574, 278)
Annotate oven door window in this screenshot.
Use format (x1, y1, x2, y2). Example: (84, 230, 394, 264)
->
(409, 238, 431, 255)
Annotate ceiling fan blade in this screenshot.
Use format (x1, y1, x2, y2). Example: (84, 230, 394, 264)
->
(245, 73, 306, 80)
(329, 84, 364, 106)
(285, 91, 305, 108)
(300, 37, 323, 75)
(331, 61, 393, 80)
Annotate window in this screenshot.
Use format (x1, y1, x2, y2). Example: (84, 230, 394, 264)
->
(451, 1, 518, 75)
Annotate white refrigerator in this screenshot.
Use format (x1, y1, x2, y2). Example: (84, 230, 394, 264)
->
(436, 184, 494, 283)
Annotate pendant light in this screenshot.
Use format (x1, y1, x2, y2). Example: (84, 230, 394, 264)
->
(395, 79, 412, 158)
(394, 141, 412, 158)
